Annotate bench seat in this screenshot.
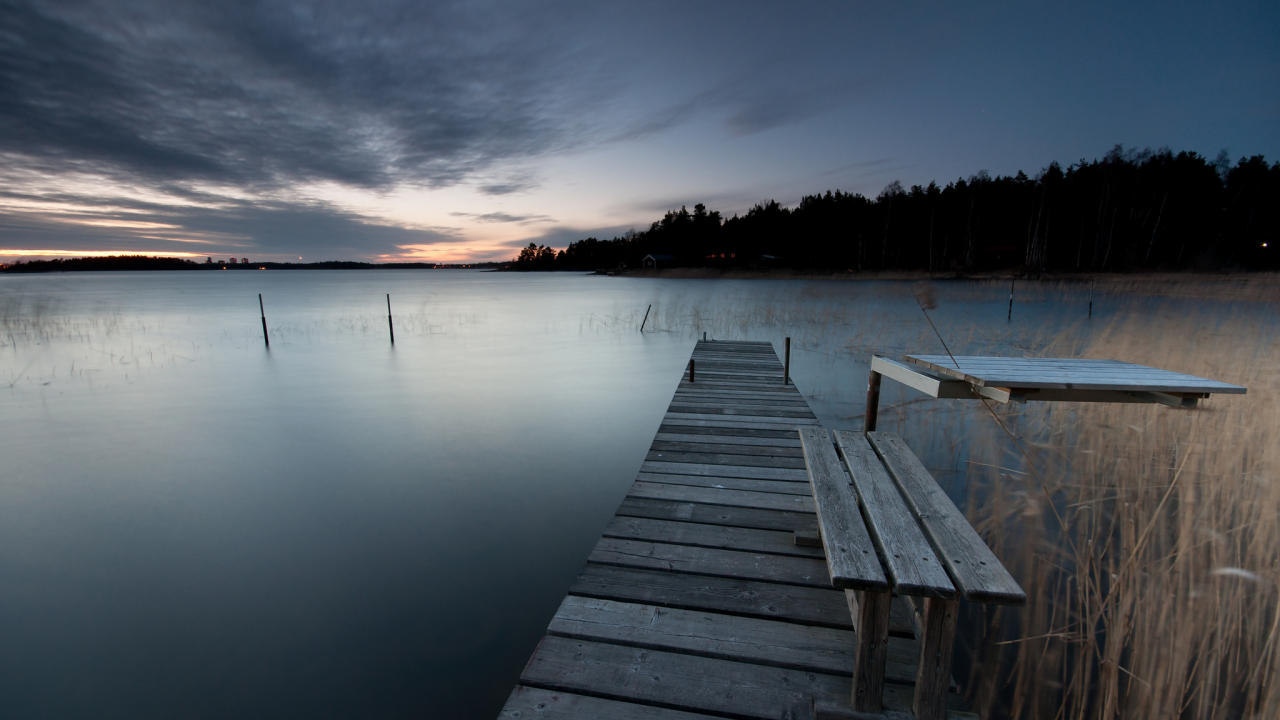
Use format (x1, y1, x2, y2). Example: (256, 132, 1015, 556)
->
(799, 428, 1025, 720)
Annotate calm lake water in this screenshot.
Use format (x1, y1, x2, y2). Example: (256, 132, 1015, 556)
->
(0, 270, 1254, 719)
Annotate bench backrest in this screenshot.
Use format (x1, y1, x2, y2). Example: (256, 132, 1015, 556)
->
(867, 431, 1027, 606)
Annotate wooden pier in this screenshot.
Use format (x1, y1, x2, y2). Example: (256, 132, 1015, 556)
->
(499, 341, 972, 720)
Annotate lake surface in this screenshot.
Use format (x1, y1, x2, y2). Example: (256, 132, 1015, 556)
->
(0, 270, 1255, 719)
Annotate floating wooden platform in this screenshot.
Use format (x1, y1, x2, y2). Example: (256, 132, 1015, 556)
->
(499, 341, 971, 720)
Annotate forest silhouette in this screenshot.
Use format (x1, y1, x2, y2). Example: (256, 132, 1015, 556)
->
(513, 146, 1278, 273)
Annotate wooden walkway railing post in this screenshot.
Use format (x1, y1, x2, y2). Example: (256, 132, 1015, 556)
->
(784, 337, 791, 385)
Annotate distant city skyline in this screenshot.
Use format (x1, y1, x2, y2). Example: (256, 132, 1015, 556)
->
(1, 1, 1276, 263)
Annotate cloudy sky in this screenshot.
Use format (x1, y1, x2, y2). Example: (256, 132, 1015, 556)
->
(1, 1, 1276, 263)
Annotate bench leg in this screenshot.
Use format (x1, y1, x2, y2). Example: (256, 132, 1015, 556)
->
(864, 369, 882, 433)
(845, 589, 891, 713)
(913, 597, 959, 720)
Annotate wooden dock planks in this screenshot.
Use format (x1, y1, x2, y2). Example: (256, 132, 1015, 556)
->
(498, 341, 970, 720)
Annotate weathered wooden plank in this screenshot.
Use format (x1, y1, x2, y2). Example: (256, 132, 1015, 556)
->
(640, 461, 810, 481)
(653, 432, 803, 448)
(691, 350, 777, 356)
(523, 637, 966, 720)
(905, 355, 1246, 393)
(628, 481, 816, 513)
(683, 378, 788, 387)
(674, 388, 808, 399)
(677, 382, 801, 394)
(682, 366, 787, 375)
(814, 692, 972, 720)
(650, 441, 805, 457)
(691, 356, 778, 366)
(520, 635, 844, 718)
(571, 559, 917, 636)
(646, 450, 808, 469)
(602, 516, 824, 558)
(667, 405, 816, 419)
(547, 596, 924, 682)
(617, 497, 817, 534)
(589, 538, 832, 587)
(569, 564, 853, 629)
(870, 356, 977, 400)
(676, 383, 801, 394)
(670, 400, 812, 410)
(685, 367, 784, 376)
(661, 417, 817, 432)
(657, 425, 802, 440)
(672, 387, 796, 395)
(664, 411, 820, 427)
(797, 427, 888, 593)
(636, 473, 814, 496)
(669, 396, 813, 409)
(833, 430, 956, 600)
(868, 432, 1026, 605)
(499, 686, 717, 720)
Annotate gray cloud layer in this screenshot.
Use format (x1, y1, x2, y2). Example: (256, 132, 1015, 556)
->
(4, 1, 1272, 259)
(0, 0, 605, 191)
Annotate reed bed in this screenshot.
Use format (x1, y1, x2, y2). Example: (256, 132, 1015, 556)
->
(920, 309, 1280, 720)
(639, 278, 1279, 719)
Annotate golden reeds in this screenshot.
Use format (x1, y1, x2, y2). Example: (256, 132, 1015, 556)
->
(944, 308, 1280, 720)
(637, 275, 1279, 718)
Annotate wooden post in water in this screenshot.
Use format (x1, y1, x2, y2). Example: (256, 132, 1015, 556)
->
(1007, 278, 1015, 322)
(1088, 280, 1094, 318)
(386, 294, 395, 345)
(259, 294, 269, 348)
(640, 304, 651, 332)
(703, 331, 706, 342)
(688, 359, 695, 383)
(784, 337, 791, 385)
(864, 366, 882, 433)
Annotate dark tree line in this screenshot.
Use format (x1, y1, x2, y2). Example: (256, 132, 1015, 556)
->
(511, 146, 1278, 272)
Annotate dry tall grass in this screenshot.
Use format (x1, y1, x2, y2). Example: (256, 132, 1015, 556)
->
(640, 276, 1280, 718)
(930, 309, 1280, 720)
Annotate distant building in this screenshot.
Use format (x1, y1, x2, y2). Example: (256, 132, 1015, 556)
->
(241, 258, 248, 264)
(643, 254, 675, 269)
(228, 257, 238, 264)
(205, 257, 212, 264)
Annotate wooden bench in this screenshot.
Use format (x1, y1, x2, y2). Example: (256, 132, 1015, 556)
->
(798, 427, 1026, 720)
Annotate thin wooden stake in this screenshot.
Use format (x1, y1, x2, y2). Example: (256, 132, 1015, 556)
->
(784, 337, 791, 385)
(703, 331, 706, 341)
(259, 294, 269, 348)
(386, 293, 395, 345)
(639, 304, 651, 332)
(1088, 279, 1095, 318)
(1007, 278, 1015, 322)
